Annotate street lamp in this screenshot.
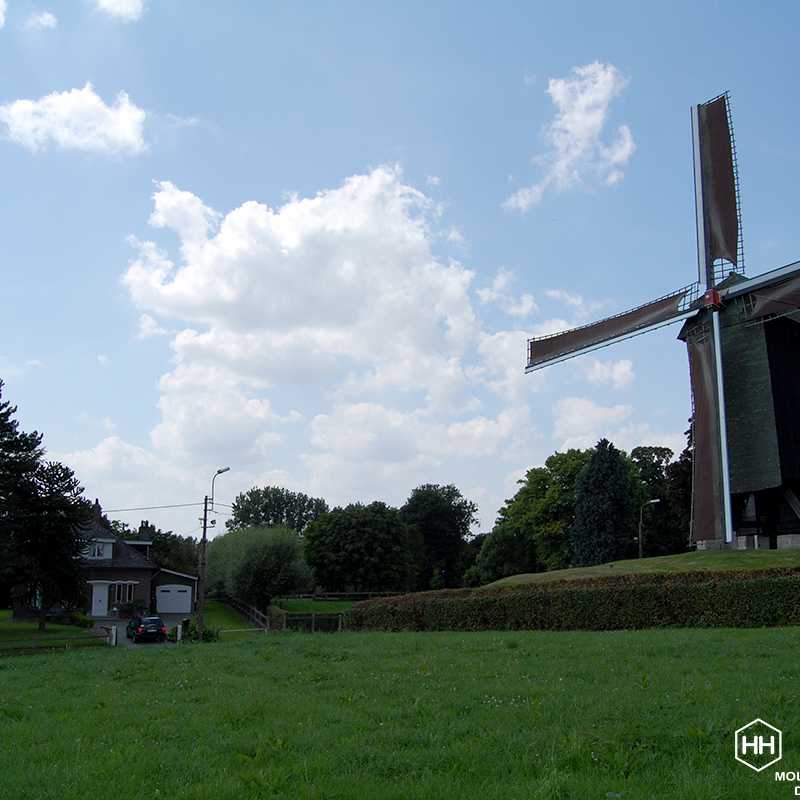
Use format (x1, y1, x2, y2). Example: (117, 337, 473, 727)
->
(638, 498, 661, 558)
(197, 466, 231, 639)
(211, 466, 230, 510)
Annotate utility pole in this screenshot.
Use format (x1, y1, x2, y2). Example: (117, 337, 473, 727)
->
(196, 494, 209, 639)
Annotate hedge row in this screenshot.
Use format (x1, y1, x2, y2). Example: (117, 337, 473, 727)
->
(348, 569, 800, 631)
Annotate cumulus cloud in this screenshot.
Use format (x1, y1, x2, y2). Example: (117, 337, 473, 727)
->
(0, 1, 6, 29)
(581, 358, 634, 389)
(553, 396, 632, 448)
(94, 0, 145, 21)
(0, 83, 146, 154)
(24, 11, 58, 29)
(476, 267, 537, 317)
(505, 62, 635, 211)
(56, 166, 678, 534)
(136, 313, 168, 339)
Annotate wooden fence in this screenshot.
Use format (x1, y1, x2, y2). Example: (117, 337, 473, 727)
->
(216, 594, 346, 634)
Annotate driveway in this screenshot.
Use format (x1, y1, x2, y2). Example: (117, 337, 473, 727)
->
(94, 614, 191, 649)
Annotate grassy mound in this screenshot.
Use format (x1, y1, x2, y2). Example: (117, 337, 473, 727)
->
(487, 548, 800, 587)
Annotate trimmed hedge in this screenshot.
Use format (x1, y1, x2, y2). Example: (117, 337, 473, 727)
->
(348, 568, 800, 631)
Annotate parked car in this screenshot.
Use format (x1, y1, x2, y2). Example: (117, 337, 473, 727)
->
(126, 615, 167, 643)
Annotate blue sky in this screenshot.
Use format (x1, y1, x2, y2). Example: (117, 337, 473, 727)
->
(2, 1, 799, 535)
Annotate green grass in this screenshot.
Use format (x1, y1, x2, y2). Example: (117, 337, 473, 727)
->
(274, 598, 354, 613)
(204, 599, 264, 641)
(0, 609, 100, 651)
(2, 626, 798, 799)
(487, 547, 800, 587)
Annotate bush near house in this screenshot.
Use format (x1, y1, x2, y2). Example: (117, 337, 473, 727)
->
(349, 568, 800, 632)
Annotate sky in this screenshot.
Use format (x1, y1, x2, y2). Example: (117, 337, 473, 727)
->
(2, 1, 800, 537)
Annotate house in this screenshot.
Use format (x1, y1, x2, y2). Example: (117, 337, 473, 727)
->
(12, 501, 199, 619)
(84, 501, 199, 617)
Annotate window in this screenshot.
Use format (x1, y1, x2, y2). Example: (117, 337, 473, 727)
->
(111, 583, 135, 604)
(86, 541, 110, 559)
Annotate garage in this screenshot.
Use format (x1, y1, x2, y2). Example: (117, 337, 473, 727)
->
(156, 584, 192, 614)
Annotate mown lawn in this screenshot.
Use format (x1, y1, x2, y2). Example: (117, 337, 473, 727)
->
(1, 627, 798, 799)
(204, 599, 263, 641)
(0, 609, 101, 652)
(274, 598, 354, 613)
(488, 547, 800, 587)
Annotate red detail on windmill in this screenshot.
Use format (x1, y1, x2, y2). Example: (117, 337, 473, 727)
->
(703, 288, 723, 308)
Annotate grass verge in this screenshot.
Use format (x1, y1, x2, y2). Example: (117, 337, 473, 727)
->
(274, 598, 354, 613)
(0, 609, 102, 652)
(1, 627, 797, 799)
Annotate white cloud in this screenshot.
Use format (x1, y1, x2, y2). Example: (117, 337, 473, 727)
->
(0, 1, 6, 29)
(505, 62, 635, 211)
(581, 358, 634, 389)
(553, 396, 632, 448)
(476, 267, 537, 317)
(136, 313, 168, 339)
(94, 0, 145, 21)
(97, 354, 110, 367)
(0, 83, 146, 154)
(58, 166, 678, 535)
(24, 11, 57, 29)
(426, 175, 441, 187)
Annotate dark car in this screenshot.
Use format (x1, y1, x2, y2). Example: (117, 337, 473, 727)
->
(126, 615, 167, 643)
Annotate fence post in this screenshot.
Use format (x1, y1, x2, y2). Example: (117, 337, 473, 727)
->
(177, 623, 182, 644)
(109, 625, 117, 647)
(337, 614, 343, 632)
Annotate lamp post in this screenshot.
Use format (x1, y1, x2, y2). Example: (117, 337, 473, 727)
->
(196, 467, 230, 639)
(638, 498, 661, 558)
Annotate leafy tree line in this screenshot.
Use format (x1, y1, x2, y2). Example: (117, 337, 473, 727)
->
(0, 380, 92, 629)
(215, 482, 480, 599)
(466, 431, 693, 586)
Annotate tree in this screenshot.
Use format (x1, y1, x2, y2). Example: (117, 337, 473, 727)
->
(226, 486, 329, 532)
(664, 425, 693, 549)
(12, 461, 92, 629)
(206, 526, 310, 604)
(468, 448, 592, 586)
(304, 502, 416, 592)
(401, 484, 478, 589)
(231, 529, 311, 610)
(0, 380, 45, 605)
(570, 439, 637, 567)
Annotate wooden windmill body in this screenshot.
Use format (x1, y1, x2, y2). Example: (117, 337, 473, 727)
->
(526, 94, 800, 549)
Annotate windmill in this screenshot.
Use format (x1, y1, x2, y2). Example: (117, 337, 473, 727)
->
(526, 93, 800, 550)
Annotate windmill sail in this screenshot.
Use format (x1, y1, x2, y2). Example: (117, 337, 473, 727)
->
(526, 285, 698, 371)
(695, 93, 741, 283)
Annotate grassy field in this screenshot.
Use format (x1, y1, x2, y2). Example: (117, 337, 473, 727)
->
(1, 627, 798, 799)
(488, 548, 800, 587)
(274, 598, 354, 613)
(0, 609, 102, 652)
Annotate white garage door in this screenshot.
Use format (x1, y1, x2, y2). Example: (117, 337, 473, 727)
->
(156, 584, 192, 614)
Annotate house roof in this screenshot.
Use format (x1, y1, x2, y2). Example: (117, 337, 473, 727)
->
(82, 502, 158, 571)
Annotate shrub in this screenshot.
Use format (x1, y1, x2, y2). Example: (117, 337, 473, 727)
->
(68, 611, 93, 628)
(348, 568, 800, 632)
(172, 619, 219, 642)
